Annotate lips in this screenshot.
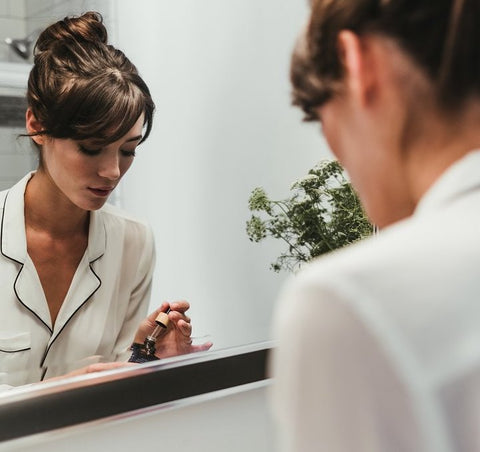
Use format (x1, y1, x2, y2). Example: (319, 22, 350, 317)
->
(88, 186, 114, 197)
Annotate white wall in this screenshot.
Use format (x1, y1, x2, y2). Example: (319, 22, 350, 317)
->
(115, 0, 331, 349)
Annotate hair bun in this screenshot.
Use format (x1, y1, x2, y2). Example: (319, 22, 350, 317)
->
(35, 11, 107, 53)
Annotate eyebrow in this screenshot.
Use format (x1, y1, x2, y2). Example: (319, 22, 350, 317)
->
(125, 135, 143, 143)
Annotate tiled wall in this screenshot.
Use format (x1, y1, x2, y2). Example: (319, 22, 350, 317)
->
(0, 124, 37, 191)
(25, 0, 116, 47)
(0, 1, 27, 63)
(0, 0, 115, 63)
(0, 62, 35, 190)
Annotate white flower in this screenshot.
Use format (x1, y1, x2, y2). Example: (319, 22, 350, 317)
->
(290, 174, 318, 190)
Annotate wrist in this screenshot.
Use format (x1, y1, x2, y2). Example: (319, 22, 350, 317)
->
(128, 342, 159, 363)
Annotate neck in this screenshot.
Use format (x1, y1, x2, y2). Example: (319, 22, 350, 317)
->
(404, 102, 480, 205)
(24, 169, 89, 238)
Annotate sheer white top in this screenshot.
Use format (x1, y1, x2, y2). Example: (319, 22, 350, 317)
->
(272, 150, 480, 452)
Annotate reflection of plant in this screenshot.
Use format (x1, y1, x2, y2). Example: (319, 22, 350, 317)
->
(246, 159, 373, 272)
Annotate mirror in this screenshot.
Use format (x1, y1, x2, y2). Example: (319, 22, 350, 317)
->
(0, 0, 331, 394)
(0, 341, 272, 444)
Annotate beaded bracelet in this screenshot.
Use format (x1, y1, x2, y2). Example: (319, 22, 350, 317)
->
(128, 342, 160, 363)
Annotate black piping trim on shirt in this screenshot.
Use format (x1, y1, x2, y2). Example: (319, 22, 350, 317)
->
(0, 347, 31, 353)
(39, 262, 102, 372)
(13, 265, 53, 334)
(0, 190, 23, 266)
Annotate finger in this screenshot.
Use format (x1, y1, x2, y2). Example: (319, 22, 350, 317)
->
(169, 300, 190, 313)
(191, 342, 213, 352)
(177, 319, 192, 337)
(86, 362, 136, 373)
(168, 310, 191, 324)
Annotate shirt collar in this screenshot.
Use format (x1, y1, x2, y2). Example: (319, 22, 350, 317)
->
(1, 172, 106, 264)
(1, 172, 32, 264)
(414, 150, 480, 217)
(87, 206, 106, 262)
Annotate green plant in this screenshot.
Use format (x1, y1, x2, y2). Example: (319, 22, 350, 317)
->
(246, 159, 373, 272)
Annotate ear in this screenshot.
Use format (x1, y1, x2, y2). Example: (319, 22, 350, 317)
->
(337, 30, 376, 106)
(25, 108, 46, 146)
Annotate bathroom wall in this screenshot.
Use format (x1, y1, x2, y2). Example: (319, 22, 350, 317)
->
(0, 1, 33, 189)
(1, 1, 115, 64)
(24, 0, 115, 47)
(0, 1, 26, 63)
(0, 61, 34, 191)
(115, 0, 333, 349)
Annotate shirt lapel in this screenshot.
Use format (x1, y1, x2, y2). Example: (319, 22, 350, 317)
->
(1, 173, 33, 264)
(14, 256, 53, 332)
(1, 173, 53, 331)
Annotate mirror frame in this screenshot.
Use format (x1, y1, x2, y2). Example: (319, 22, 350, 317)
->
(0, 341, 272, 443)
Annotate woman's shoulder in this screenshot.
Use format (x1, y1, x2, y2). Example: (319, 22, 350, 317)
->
(100, 202, 148, 224)
(97, 203, 153, 241)
(0, 174, 34, 210)
(283, 216, 421, 299)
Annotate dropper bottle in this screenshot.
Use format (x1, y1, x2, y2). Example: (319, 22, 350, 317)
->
(144, 307, 171, 358)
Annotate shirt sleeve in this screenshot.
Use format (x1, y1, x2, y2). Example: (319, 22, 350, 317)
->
(270, 278, 423, 452)
(113, 222, 156, 362)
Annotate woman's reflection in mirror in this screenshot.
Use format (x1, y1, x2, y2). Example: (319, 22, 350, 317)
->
(0, 11, 212, 390)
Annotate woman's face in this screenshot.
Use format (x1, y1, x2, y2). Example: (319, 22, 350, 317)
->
(39, 114, 145, 211)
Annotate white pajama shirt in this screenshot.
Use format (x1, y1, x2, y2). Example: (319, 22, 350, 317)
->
(0, 173, 154, 387)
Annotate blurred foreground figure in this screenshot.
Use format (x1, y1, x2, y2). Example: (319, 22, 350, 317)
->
(272, 1, 480, 451)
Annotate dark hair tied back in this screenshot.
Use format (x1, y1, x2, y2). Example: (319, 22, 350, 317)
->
(34, 11, 108, 53)
(292, 0, 480, 120)
(28, 11, 155, 144)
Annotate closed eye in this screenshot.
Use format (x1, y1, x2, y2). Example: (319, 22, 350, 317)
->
(121, 149, 136, 157)
(78, 145, 102, 156)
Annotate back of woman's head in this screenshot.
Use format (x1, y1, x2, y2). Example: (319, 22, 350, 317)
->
(292, 0, 480, 120)
(28, 11, 155, 144)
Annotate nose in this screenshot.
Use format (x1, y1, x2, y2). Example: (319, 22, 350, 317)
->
(97, 151, 121, 181)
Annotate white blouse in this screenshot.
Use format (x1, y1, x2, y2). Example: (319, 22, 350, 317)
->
(0, 173, 155, 387)
(271, 150, 480, 452)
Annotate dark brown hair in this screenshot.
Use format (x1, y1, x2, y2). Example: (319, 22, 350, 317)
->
(27, 11, 155, 144)
(292, 0, 480, 120)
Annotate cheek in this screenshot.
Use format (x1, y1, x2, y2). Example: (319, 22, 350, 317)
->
(65, 154, 95, 177)
(120, 158, 134, 176)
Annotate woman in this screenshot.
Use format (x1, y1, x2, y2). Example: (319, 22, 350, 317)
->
(0, 12, 211, 388)
(272, 1, 480, 451)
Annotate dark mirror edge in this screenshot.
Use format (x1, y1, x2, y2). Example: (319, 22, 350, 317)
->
(0, 342, 273, 443)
